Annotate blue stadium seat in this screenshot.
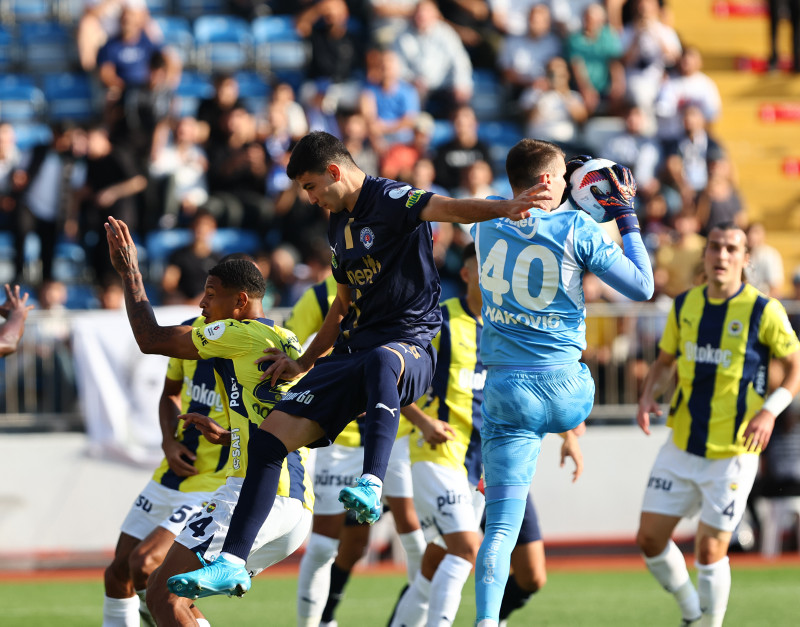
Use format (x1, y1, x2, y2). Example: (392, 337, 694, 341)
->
(19, 21, 74, 73)
(154, 16, 195, 68)
(174, 71, 214, 117)
(144, 228, 192, 278)
(2, 0, 53, 23)
(0, 24, 13, 72)
(64, 283, 100, 310)
(53, 240, 90, 283)
(252, 15, 309, 76)
(0, 75, 45, 122)
(194, 15, 253, 73)
(12, 123, 53, 151)
(212, 228, 261, 256)
(234, 70, 271, 114)
(145, 0, 172, 15)
(470, 69, 508, 122)
(478, 120, 524, 173)
(174, 0, 225, 20)
(55, 0, 84, 24)
(43, 72, 96, 122)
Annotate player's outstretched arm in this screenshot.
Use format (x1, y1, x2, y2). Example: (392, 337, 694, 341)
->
(0, 284, 34, 357)
(260, 282, 349, 386)
(558, 430, 583, 482)
(419, 183, 553, 224)
(105, 216, 198, 359)
(591, 165, 654, 301)
(743, 349, 800, 452)
(637, 350, 676, 435)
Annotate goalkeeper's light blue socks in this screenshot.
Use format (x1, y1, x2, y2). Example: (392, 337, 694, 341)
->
(475, 488, 528, 623)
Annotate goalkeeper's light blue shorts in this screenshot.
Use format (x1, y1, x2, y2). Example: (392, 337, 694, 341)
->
(480, 361, 594, 489)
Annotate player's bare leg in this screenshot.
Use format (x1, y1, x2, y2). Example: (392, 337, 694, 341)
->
(147, 544, 213, 627)
(128, 526, 177, 626)
(694, 522, 734, 627)
(103, 533, 141, 626)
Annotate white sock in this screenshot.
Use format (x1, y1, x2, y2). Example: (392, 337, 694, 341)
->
(476, 621, 499, 627)
(390, 570, 431, 627)
(135, 588, 156, 627)
(196, 620, 211, 627)
(297, 533, 340, 623)
(218, 552, 246, 566)
(102, 595, 140, 627)
(361, 473, 383, 500)
(696, 557, 730, 627)
(426, 554, 473, 627)
(643, 541, 700, 620)
(399, 529, 427, 582)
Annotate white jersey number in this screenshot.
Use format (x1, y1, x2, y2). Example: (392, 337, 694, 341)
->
(480, 239, 559, 311)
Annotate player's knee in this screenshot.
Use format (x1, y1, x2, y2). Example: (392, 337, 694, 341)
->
(517, 569, 546, 593)
(366, 349, 403, 379)
(104, 555, 130, 588)
(128, 544, 159, 584)
(635, 526, 664, 557)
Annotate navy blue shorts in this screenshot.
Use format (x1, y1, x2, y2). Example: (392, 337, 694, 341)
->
(481, 492, 542, 546)
(273, 341, 436, 447)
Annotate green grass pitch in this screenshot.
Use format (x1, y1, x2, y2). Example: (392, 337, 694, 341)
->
(1, 564, 798, 626)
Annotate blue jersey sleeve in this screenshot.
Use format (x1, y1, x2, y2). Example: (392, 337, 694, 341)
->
(572, 214, 623, 276)
(380, 181, 435, 233)
(595, 231, 655, 301)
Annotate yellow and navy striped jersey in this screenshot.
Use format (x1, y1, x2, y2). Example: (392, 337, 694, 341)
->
(192, 317, 314, 511)
(411, 297, 484, 483)
(660, 283, 800, 459)
(284, 274, 338, 346)
(285, 275, 412, 449)
(152, 316, 230, 493)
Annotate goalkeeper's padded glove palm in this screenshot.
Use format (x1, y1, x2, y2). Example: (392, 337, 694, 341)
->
(593, 164, 640, 235)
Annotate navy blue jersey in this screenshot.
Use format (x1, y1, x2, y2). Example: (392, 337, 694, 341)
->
(330, 176, 442, 351)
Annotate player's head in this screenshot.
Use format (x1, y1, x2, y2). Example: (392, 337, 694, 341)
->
(505, 139, 566, 209)
(201, 259, 266, 322)
(704, 222, 749, 294)
(460, 242, 481, 301)
(287, 131, 360, 213)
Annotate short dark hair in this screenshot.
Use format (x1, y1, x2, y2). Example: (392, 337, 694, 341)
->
(505, 139, 565, 192)
(710, 222, 749, 252)
(461, 242, 476, 265)
(208, 259, 266, 299)
(286, 131, 357, 180)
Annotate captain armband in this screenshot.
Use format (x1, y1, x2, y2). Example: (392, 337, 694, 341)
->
(761, 386, 794, 417)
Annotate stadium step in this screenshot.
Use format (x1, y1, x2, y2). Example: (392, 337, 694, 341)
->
(672, 0, 800, 284)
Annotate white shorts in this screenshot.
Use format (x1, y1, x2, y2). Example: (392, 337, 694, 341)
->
(174, 477, 313, 576)
(120, 480, 215, 540)
(412, 462, 485, 546)
(641, 438, 759, 533)
(313, 444, 362, 516)
(313, 435, 413, 515)
(385, 435, 413, 499)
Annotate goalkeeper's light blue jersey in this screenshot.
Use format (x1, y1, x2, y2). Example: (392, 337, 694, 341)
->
(471, 204, 622, 367)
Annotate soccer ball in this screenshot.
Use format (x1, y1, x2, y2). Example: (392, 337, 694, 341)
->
(567, 157, 617, 223)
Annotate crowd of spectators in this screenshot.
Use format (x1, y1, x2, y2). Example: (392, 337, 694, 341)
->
(0, 0, 789, 314)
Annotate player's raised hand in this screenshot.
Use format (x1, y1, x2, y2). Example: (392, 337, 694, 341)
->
(105, 216, 141, 276)
(593, 164, 640, 236)
(257, 347, 307, 387)
(162, 437, 199, 477)
(0, 284, 34, 319)
(181, 413, 231, 446)
(502, 182, 553, 219)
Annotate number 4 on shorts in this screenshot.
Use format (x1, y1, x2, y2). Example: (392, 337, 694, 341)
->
(723, 500, 735, 519)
